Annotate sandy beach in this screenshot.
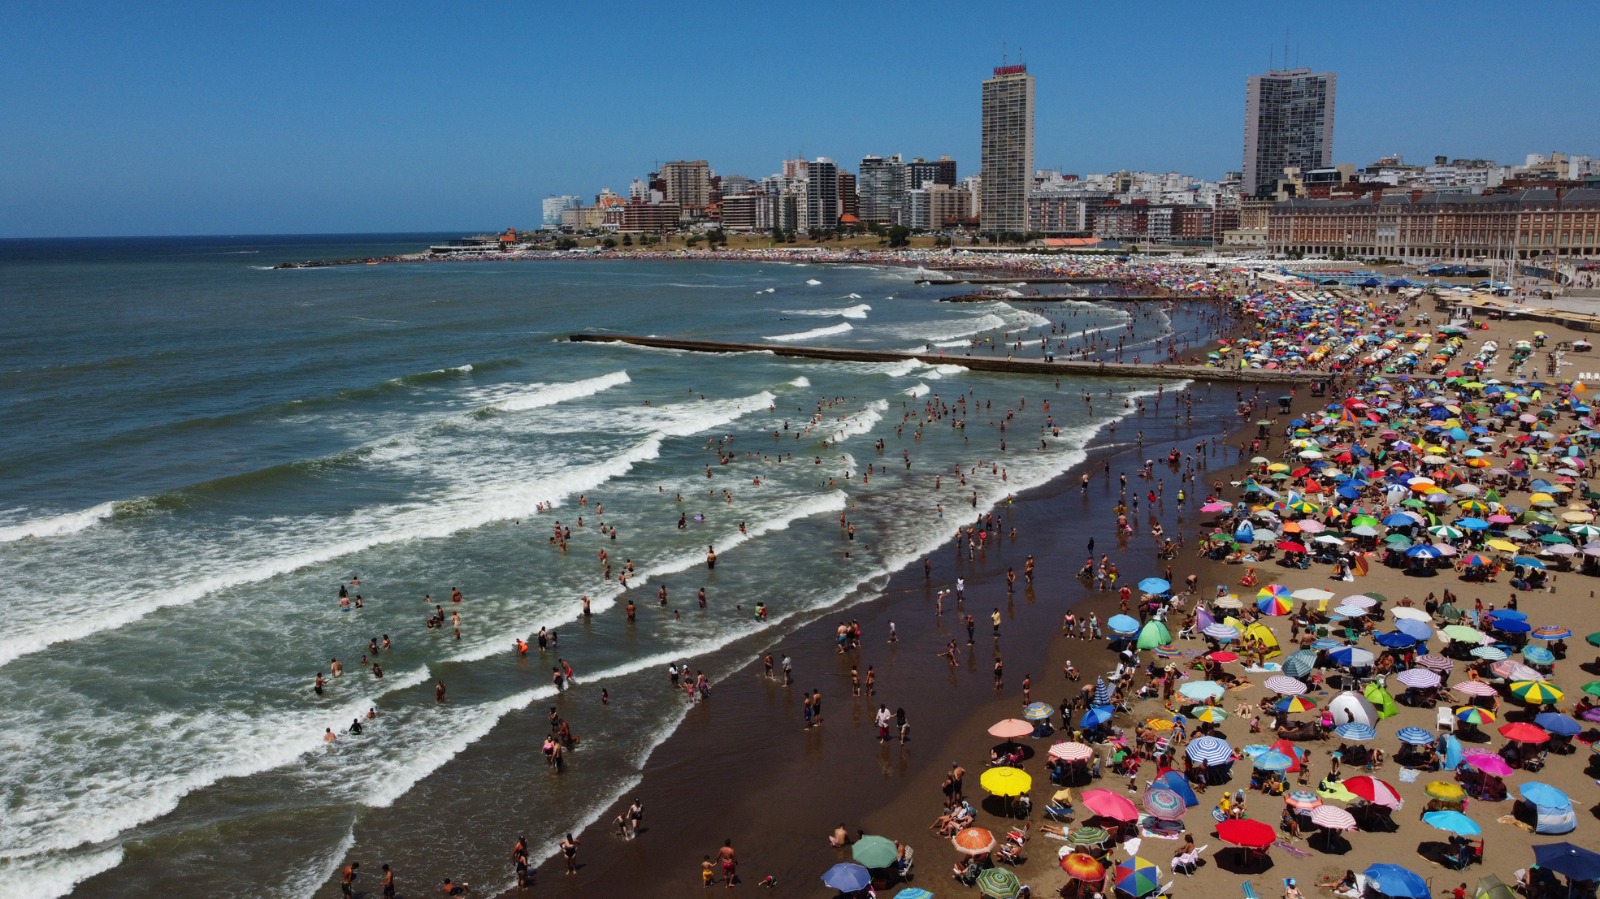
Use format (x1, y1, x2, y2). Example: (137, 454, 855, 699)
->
(516, 282, 1600, 899)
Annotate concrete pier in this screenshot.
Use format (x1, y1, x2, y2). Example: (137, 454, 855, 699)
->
(567, 334, 1317, 385)
(914, 275, 1123, 285)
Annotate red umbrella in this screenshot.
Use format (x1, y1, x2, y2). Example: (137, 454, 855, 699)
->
(1498, 722, 1550, 744)
(1207, 651, 1239, 663)
(1342, 775, 1403, 808)
(1276, 540, 1308, 553)
(1217, 818, 1276, 849)
(1080, 788, 1140, 822)
(1269, 739, 1305, 773)
(1061, 852, 1106, 881)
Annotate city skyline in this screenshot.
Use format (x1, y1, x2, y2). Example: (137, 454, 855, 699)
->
(3, 1, 1599, 237)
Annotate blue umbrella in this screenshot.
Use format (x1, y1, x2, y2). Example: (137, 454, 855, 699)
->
(1532, 843, 1600, 882)
(1080, 705, 1114, 729)
(1396, 618, 1434, 641)
(1533, 712, 1581, 736)
(1422, 810, 1481, 836)
(1493, 619, 1531, 634)
(1490, 609, 1528, 622)
(895, 890, 935, 899)
(1283, 650, 1317, 678)
(1406, 544, 1445, 559)
(1522, 646, 1554, 665)
(1328, 646, 1375, 667)
(822, 863, 872, 892)
(1138, 577, 1171, 595)
(1107, 614, 1141, 636)
(1253, 750, 1295, 771)
(1337, 484, 1363, 499)
(1093, 678, 1112, 705)
(1512, 557, 1547, 570)
(1185, 735, 1233, 765)
(1364, 864, 1430, 899)
(1335, 722, 1377, 741)
(1383, 513, 1416, 527)
(1456, 517, 1490, 530)
(1153, 769, 1199, 807)
(1519, 782, 1571, 808)
(1396, 726, 1434, 745)
(1375, 631, 1419, 649)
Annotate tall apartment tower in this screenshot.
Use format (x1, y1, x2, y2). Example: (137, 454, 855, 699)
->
(1242, 69, 1336, 197)
(858, 154, 908, 224)
(659, 160, 713, 213)
(805, 157, 840, 231)
(980, 64, 1035, 234)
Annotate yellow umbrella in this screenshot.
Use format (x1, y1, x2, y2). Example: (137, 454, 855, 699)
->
(1529, 492, 1555, 505)
(980, 766, 1033, 797)
(1562, 511, 1594, 523)
(1144, 718, 1174, 731)
(1425, 781, 1465, 801)
(1486, 539, 1520, 552)
(1268, 463, 1290, 472)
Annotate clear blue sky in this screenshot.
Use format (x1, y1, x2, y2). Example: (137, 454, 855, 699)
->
(3, 0, 1596, 237)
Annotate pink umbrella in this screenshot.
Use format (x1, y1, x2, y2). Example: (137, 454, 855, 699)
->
(1081, 788, 1140, 821)
(1201, 501, 1232, 513)
(1050, 741, 1095, 761)
(1297, 520, 1327, 534)
(1460, 749, 1514, 777)
(1342, 775, 1403, 808)
(1310, 805, 1357, 830)
(1488, 514, 1515, 525)
(1452, 680, 1497, 697)
(988, 719, 1034, 740)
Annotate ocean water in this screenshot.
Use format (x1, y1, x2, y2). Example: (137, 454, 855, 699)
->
(0, 236, 1195, 897)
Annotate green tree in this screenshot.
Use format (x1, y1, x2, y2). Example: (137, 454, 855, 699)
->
(622, 233, 634, 247)
(602, 237, 617, 249)
(887, 225, 911, 248)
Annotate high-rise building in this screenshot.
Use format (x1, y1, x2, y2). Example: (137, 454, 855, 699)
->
(837, 171, 859, 222)
(908, 156, 958, 190)
(659, 160, 713, 215)
(541, 195, 581, 229)
(980, 64, 1035, 234)
(858, 155, 908, 224)
(805, 157, 840, 231)
(1242, 68, 1337, 197)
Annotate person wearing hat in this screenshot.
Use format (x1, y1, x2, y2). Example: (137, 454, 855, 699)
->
(1283, 878, 1304, 899)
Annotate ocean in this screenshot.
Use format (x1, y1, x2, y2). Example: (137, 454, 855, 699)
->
(0, 235, 1196, 897)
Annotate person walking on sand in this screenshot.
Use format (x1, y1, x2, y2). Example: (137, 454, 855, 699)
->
(718, 839, 738, 888)
(560, 832, 580, 875)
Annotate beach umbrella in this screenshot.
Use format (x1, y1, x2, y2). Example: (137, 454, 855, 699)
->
(1519, 782, 1571, 808)
(1114, 858, 1162, 897)
(1256, 594, 1294, 616)
(1253, 750, 1295, 772)
(1531, 625, 1572, 640)
(1049, 741, 1094, 762)
(1143, 786, 1186, 821)
(1081, 789, 1139, 822)
(1343, 775, 1403, 808)
(1364, 864, 1430, 899)
(851, 835, 900, 869)
(1388, 605, 1429, 621)
(1335, 722, 1379, 741)
(1023, 702, 1054, 722)
(1138, 578, 1171, 595)
(1442, 624, 1487, 643)
(1069, 825, 1111, 847)
(1179, 680, 1225, 701)
(1531, 843, 1600, 882)
(1311, 805, 1357, 831)
(822, 863, 873, 893)
(1532, 712, 1581, 737)
(1396, 726, 1435, 745)
(1285, 789, 1323, 811)
(1429, 524, 1466, 539)
(1275, 696, 1317, 713)
(1201, 501, 1231, 513)
(981, 766, 1033, 797)
(1395, 618, 1434, 641)
(1418, 653, 1454, 671)
(1193, 706, 1229, 724)
(1327, 646, 1375, 668)
(1136, 620, 1172, 650)
(1283, 651, 1318, 678)
(1425, 780, 1466, 801)
(1509, 681, 1563, 704)
(1200, 622, 1241, 642)
(1152, 770, 1199, 808)
(1185, 735, 1233, 765)
(1586, 681, 1600, 698)
(1522, 646, 1555, 666)
(1498, 722, 1549, 744)
(1292, 587, 1335, 601)
(1265, 675, 1307, 695)
(1213, 594, 1243, 609)
(988, 719, 1034, 740)
(1217, 818, 1276, 849)
(1397, 669, 1441, 689)
(1207, 650, 1239, 663)
(1375, 631, 1419, 649)
(1093, 678, 1113, 705)
(1456, 705, 1496, 725)
(1470, 646, 1508, 661)
(896, 889, 935, 899)
(1061, 852, 1107, 881)
(952, 826, 996, 856)
(1588, 631, 1600, 647)
(1257, 584, 1292, 600)
(977, 867, 1023, 899)
(1080, 706, 1114, 729)
(1460, 749, 1513, 777)
(1423, 811, 1481, 836)
(1491, 660, 1541, 682)
(1108, 614, 1141, 636)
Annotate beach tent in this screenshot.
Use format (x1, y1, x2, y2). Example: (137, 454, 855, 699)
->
(1243, 622, 1282, 659)
(1327, 691, 1380, 728)
(1439, 734, 1464, 771)
(1475, 875, 1515, 899)
(1533, 802, 1577, 834)
(1153, 769, 1199, 807)
(1364, 682, 1400, 719)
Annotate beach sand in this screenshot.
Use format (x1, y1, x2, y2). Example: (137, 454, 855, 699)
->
(517, 301, 1600, 899)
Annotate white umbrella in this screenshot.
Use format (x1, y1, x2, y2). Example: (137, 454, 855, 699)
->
(1389, 607, 1432, 621)
(1292, 587, 1335, 601)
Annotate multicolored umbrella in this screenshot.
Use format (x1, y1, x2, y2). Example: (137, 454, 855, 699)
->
(977, 867, 1023, 899)
(1456, 706, 1496, 725)
(1142, 786, 1186, 820)
(1532, 625, 1573, 640)
(1193, 706, 1229, 724)
(1256, 594, 1294, 616)
(1509, 680, 1563, 704)
(1068, 825, 1110, 846)
(1275, 695, 1317, 713)
(1285, 789, 1322, 811)
(1061, 852, 1106, 881)
(1114, 857, 1163, 897)
(1342, 775, 1403, 808)
(1023, 701, 1054, 721)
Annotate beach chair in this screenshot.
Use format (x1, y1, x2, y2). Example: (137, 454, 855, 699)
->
(897, 845, 915, 882)
(1242, 881, 1261, 899)
(1173, 845, 1208, 876)
(1044, 800, 1075, 822)
(996, 842, 1025, 866)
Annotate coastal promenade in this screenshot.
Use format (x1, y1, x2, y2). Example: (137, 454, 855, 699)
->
(567, 333, 1318, 384)
(914, 275, 1122, 285)
(940, 293, 1206, 303)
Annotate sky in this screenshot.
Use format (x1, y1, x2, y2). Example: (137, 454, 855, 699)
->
(3, 0, 1597, 237)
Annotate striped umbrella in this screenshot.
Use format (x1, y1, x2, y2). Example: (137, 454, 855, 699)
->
(1143, 786, 1186, 821)
(1311, 805, 1357, 830)
(1451, 680, 1497, 697)
(1061, 852, 1106, 881)
(1396, 669, 1441, 689)
(1429, 524, 1466, 539)
(1456, 706, 1496, 725)
(1491, 661, 1542, 681)
(1265, 675, 1308, 695)
(1523, 646, 1555, 666)
(1418, 653, 1454, 671)
(1283, 650, 1318, 678)
(977, 867, 1023, 899)
(1328, 646, 1375, 668)
(1531, 625, 1572, 640)
(1049, 741, 1094, 762)
(1185, 735, 1233, 765)
(1285, 789, 1323, 811)
(1253, 750, 1295, 771)
(1068, 826, 1111, 847)
(1023, 702, 1054, 721)
(952, 826, 996, 856)
(1396, 726, 1435, 745)
(1114, 857, 1163, 898)
(1257, 593, 1294, 616)
(1203, 622, 1240, 642)
(1093, 677, 1113, 705)
(1342, 775, 1403, 808)
(1509, 680, 1564, 704)
(1470, 646, 1508, 661)
(1274, 695, 1318, 713)
(1193, 706, 1229, 724)
(1257, 584, 1292, 600)
(1335, 722, 1378, 741)
(1151, 644, 1185, 658)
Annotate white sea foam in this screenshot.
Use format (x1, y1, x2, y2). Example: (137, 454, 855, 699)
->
(905, 383, 931, 398)
(895, 312, 1006, 343)
(491, 370, 630, 413)
(275, 822, 356, 899)
(763, 322, 852, 342)
(805, 278, 822, 285)
(878, 359, 919, 378)
(789, 376, 811, 388)
(781, 303, 871, 319)
(822, 400, 887, 444)
(0, 501, 116, 543)
(0, 845, 124, 899)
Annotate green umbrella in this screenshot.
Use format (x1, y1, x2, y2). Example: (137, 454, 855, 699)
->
(1070, 826, 1111, 846)
(1582, 682, 1600, 698)
(851, 834, 899, 869)
(977, 867, 1023, 899)
(1137, 620, 1172, 650)
(1588, 632, 1600, 648)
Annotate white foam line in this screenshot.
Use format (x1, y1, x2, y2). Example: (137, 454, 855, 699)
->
(780, 303, 871, 319)
(275, 822, 356, 899)
(492, 370, 630, 413)
(763, 322, 852, 342)
(0, 502, 116, 543)
(0, 845, 124, 899)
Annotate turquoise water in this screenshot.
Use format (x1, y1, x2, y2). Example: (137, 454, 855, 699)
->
(0, 237, 1188, 897)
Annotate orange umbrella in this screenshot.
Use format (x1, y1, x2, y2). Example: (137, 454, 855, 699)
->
(952, 826, 996, 856)
(1061, 852, 1106, 881)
